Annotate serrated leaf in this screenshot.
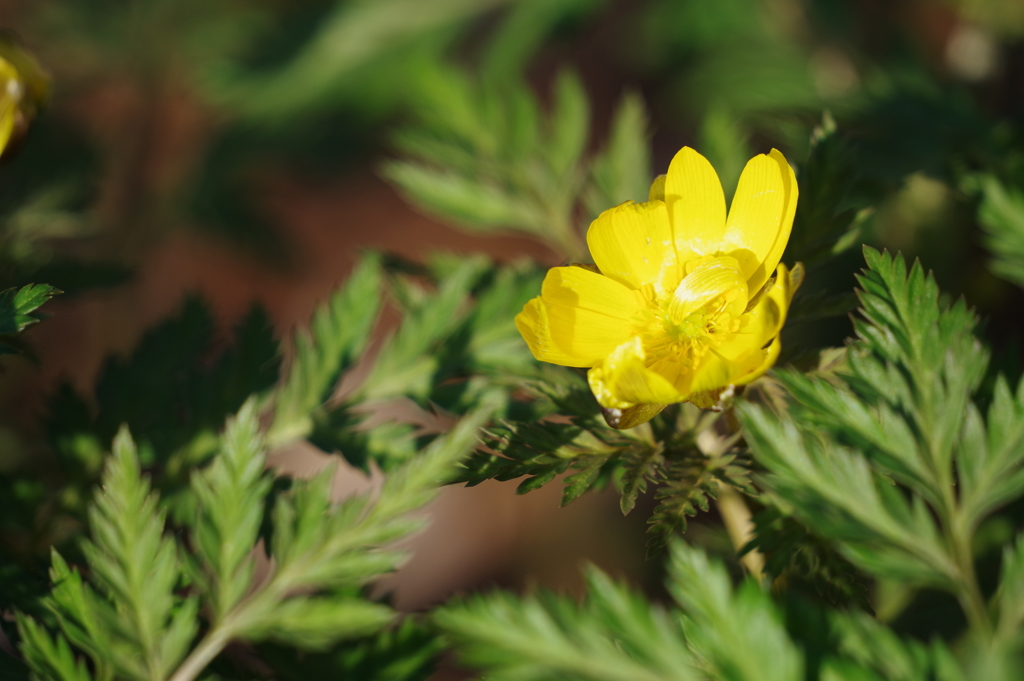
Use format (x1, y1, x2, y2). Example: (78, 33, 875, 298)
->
(361, 255, 489, 402)
(828, 608, 976, 680)
(698, 105, 750, 198)
(43, 550, 111, 670)
(646, 448, 752, 553)
(437, 566, 698, 681)
(245, 597, 394, 650)
(740, 403, 957, 588)
(977, 174, 1024, 288)
(0, 283, 59, 335)
(46, 296, 280, 520)
(191, 400, 272, 621)
(560, 455, 609, 507)
(995, 533, 1024, 638)
(618, 444, 662, 515)
(586, 91, 651, 215)
(745, 510, 872, 612)
(79, 428, 197, 681)
(545, 71, 589, 179)
(258, 618, 442, 681)
(14, 615, 91, 681)
(383, 161, 543, 233)
(271, 253, 384, 444)
(959, 376, 1024, 525)
(384, 62, 596, 258)
(668, 541, 803, 681)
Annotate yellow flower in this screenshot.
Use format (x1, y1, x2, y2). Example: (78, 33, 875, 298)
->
(0, 39, 50, 158)
(516, 147, 803, 428)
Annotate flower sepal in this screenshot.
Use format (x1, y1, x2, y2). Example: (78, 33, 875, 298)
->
(687, 385, 737, 412)
(600, 403, 667, 430)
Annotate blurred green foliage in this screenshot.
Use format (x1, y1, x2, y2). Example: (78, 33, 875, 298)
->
(5, 0, 1024, 680)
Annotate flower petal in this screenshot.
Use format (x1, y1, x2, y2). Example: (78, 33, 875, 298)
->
(748, 261, 800, 341)
(710, 263, 798, 359)
(722, 149, 798, 292)
(649, 174, 666, 201)
(666, 256, 747, 326)
(734, 335, 782, 387)
(586, 200, 675, 290)
(541, 265, 642, 316)
(688, 345, 768, 395)
(588, 336, 683, 409)
(691, 332, 782, 400)
(663, 147, 727, 258)
(758, 150, 799, 290)
(686, 262, 802, 394)
(519, 266, 642, 366)
(516, 297, 589, 367)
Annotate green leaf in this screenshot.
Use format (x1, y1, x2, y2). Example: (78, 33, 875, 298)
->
(560, 454, 611, 507)
(668, 541, 803, 681)
(14, 615, 91, 681)
(459, 378, 738, 541)
(46, 297, 280, 505)
(19, 428, 199, 681)
(258, 618, 442, 681)
(698, 106, 750, 199)
(977, 174, 1024, 288)
(744, 510, 871, 611)
(0, 283, 59, 335)
(270, 253, 384, 444)
(236, 398, 500, 647)
(618, 443, 662, 515)
(360, 255, 489, 402)
(0, 283, 60, 354)
(459, 261, 543, 373)
(382, 161, 544, 233)
(466, 419, 604, 486)
(385, 65, 594, 258)
(586, 91, 651, 215)
(545, 71, 590, 179)
(995, 533, 1024, 641)
(190, 400, 272, 622)
(777, 247, 1021, 529)
(740, 403, 957, 588)
(18, 392, 495, 681)
(79, 428, 198, 681)
(647, 436, 753, 553)
(244, 597, 394, 650)
(208, 0, 516, 124)
(43, 550, 112, 674)
(958, 376, 1024, 527)
(827, 610, 964, 681)
(740, 248, 1022, 640)
(437, 567, 698, 681)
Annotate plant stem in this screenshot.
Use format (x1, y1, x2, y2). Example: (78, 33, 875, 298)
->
(936, 478, 993, 637)
(717, 484, 764, 583)
(166, 625, 235, 681)
(951, 517, 993, 637)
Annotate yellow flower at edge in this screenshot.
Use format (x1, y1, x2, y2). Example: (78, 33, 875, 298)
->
(516, 147, 803, 429)
(0, 38, 51, 159)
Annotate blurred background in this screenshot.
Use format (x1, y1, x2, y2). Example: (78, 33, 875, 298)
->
(2, 0, 1024, 643)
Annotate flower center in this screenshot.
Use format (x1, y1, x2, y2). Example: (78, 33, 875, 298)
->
(628, 256, 750, 388)
(664, 306, 707, 339)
